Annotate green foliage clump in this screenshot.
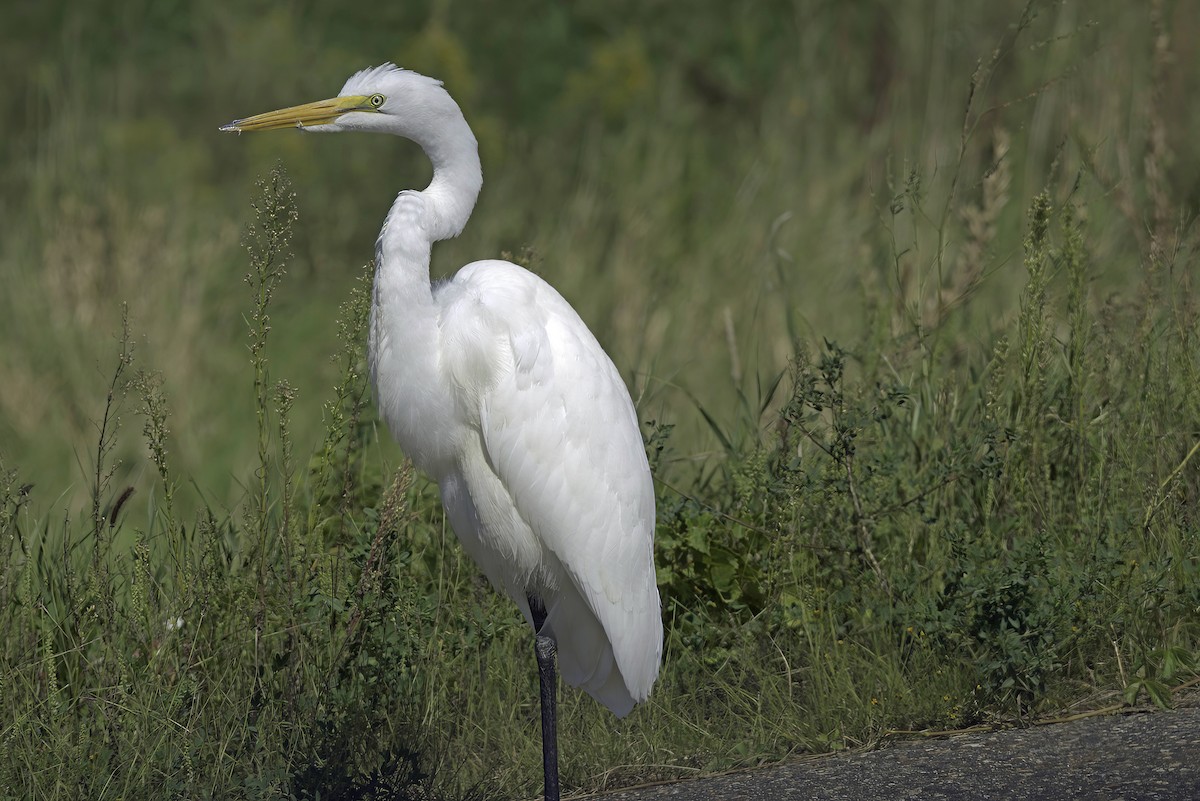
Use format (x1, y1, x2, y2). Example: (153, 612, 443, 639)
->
(656, 183, 1199, 747)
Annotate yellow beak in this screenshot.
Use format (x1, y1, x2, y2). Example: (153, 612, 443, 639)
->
(220, 94, 377, 132)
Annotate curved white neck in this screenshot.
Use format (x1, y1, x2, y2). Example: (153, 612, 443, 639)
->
(375, 107, 483, 287)
(420, 125, 480, 241)
(408, 114, 483, 242)
(368, 104, 482, 474)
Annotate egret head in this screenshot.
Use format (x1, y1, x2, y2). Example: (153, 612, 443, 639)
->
(220, 63, 466, 143)
(222, 63, 482, 237)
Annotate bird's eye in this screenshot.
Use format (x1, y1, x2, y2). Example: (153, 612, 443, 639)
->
(369, 94, 385, 108)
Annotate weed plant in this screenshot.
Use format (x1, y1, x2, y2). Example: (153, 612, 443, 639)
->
(2, 1, 1199, 799)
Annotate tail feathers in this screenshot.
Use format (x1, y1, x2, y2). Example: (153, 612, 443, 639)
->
(542, 583, 639, 717)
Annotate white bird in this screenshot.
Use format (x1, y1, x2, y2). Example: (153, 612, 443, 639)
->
(221, 64, 663, 800)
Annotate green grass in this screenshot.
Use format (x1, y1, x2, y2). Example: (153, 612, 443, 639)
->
(3, 1, 1200, 798)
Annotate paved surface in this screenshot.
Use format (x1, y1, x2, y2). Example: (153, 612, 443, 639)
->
(590, 703, 1200, 800)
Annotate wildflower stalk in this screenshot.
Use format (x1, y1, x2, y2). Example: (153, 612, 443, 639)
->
(274, 379, 299, 583)
(91, 306, 134, 551)
(244, 164, 297, 537)
(1062, 201, 1089, 487)
(309, 263, 374, 544)
(242, 164, 297, 692)
(135, 369, 176, 536)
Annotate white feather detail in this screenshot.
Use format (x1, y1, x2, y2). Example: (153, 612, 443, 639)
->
(435, 260, 662, 714)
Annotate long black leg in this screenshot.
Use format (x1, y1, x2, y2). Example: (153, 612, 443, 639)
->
(528, 595, 560, 801)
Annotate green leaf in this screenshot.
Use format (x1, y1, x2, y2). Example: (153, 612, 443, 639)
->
(710, 561, 737, 596)
(1144, 680, 1173, 710)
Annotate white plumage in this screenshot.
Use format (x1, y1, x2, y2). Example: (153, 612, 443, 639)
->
(433, 260, 661, 713)
(222, 64, 662, 726)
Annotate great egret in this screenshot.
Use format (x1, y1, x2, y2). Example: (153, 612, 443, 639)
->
(221, 64, 663, 800)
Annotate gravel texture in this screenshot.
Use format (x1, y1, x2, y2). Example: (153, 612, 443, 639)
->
(589, 702, 1200, 800)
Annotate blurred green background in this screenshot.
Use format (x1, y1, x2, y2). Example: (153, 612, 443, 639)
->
(4, 3, 1200, 798)
(1, 0, 1196, 506)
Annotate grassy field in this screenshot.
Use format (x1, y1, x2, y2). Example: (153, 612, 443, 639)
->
(2, 1, 1199, 798)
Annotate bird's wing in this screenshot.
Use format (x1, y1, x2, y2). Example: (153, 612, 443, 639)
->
(437, 260, 662, 712)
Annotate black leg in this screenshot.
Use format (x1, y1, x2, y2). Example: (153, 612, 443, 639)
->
(528, 595, 560, 801)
